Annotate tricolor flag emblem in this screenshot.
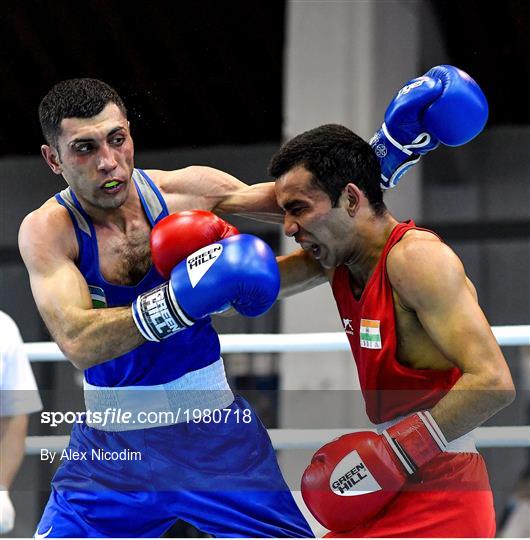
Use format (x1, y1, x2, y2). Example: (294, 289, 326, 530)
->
(360, 319, 382, 349)
(89, 285, 107, 308)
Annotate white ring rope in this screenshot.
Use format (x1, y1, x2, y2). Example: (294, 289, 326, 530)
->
(24, 326, 530, 361)
(24, 326, 530, 453)
(25, 426, 530, 455)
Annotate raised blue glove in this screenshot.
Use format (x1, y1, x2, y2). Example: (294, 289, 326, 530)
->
(133, 234, 280, 341)
(370, 65, 488, 190)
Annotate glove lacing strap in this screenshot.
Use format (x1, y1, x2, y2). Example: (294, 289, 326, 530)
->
(382, 430, 415, 474)
(132, 282, 194, 342)
(382, 411, 448, 475)
(371, 126, 422, 190)
(381, 123, 433, 153)
(417, 410, 449, 449)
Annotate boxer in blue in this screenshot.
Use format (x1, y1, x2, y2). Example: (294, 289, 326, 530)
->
(20, 79, 313, 538)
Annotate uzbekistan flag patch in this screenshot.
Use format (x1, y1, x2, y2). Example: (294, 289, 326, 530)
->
(89, 285, 107, 308)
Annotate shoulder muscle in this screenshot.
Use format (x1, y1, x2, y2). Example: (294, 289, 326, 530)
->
(19, 200, 78, 273)
(387, 232, 466, 311)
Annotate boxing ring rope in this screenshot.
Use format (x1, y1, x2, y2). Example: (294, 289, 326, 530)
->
(23, 325, 530, 361)
(23, 326, 530, 453)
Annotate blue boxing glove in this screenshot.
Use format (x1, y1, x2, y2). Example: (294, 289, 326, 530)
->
(370, 65, 488, 190)
(132, 234, 279, 342)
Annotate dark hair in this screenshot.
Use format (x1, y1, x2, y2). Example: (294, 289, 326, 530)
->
(39, 78, 127, 147)
(269, 124, 385, 215)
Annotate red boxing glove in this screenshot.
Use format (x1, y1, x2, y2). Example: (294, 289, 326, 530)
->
(151, 210, 239, 278)
(301, 411, 448, 532)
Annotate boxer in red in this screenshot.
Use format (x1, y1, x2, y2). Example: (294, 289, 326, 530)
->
(270, 67, 515, 537)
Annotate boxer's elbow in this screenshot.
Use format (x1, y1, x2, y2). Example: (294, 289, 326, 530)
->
(56, 334, 100, 370)
(492, 383, 516, 412)
(57, 339, 90, 370)
(482, 364, 516, 411)
(52, 309, 118, 369)
(496, 379, 516, 409)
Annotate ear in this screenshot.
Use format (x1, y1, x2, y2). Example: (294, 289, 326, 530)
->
(41, 145, 62, 174)
(345, 183, 361, 217)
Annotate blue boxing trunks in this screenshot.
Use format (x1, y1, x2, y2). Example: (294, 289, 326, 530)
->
(35, 390, 312, 537)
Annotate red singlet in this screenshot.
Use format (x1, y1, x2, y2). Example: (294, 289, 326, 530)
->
(327, 220, 495, 538)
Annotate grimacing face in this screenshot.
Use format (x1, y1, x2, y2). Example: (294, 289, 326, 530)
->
(275, 165, 355, 269)
(41, 103, 135, 212)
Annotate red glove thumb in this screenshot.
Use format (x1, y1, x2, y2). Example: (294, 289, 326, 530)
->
(151, 210, 239, 278)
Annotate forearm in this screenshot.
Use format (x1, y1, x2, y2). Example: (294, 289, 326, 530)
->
(214, 181, 284, 222)
(0, 416, 28, 488)
(277, 250, 327, 299)
(430, 371, 515, 441)
(279, 272, 327, 299)
(229, 211, 285, 224)
(48, 305, 144, 369)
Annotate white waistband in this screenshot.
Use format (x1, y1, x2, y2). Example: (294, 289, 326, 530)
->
(376, 415, 478, 454)
(83, 359, 234, 432)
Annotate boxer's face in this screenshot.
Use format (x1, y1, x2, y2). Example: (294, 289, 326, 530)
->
(41, 103, 135, 211)
(275, 165, 355, 269)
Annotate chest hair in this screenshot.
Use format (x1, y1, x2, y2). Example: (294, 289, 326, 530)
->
(96, 225, 153, 286)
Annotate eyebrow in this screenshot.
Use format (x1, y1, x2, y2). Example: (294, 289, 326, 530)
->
(69, 126, 125, 145)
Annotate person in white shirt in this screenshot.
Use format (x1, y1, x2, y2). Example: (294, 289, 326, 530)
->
(0, 310, 43, 534)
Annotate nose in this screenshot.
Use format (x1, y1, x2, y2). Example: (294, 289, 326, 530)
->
(97, 143, 118, 173)
(283, 214, 299, 238)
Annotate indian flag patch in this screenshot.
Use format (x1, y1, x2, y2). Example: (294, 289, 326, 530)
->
(89, 285, 107, 308)
(360, 319, 382, 349)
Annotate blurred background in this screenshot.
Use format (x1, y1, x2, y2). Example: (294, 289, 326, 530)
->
(1, 0, 529, 536)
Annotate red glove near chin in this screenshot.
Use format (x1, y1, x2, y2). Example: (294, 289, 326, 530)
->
(301, 411, 448, 532)
(151, 210, 239, 278)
